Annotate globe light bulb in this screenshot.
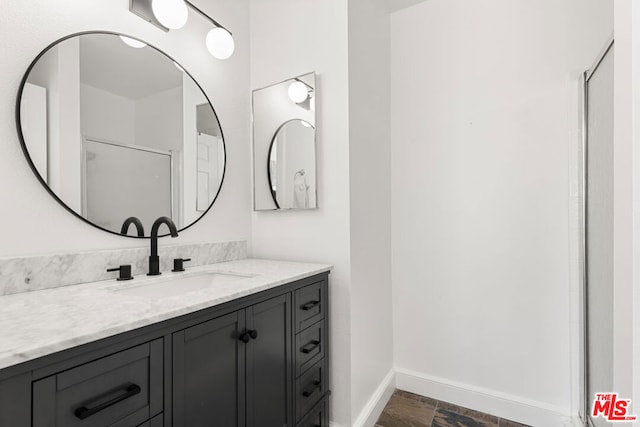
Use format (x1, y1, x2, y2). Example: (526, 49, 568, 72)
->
(288, 81, 309, 103)
(152, 0, 188, 30)
(119, 36, 147, 49)
(205, 27, 235, 60)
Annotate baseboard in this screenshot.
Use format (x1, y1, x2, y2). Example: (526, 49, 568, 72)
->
(395, 367, 575, 427)
(351, 368, 396, 427)
(565, 415, 586, 427)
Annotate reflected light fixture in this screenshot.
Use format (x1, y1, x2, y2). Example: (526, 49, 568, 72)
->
(119, 35, 147, 48)
(129, 0, 235, 60)
(288, 80, 311, 104)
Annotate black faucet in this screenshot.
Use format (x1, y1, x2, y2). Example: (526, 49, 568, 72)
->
(148, 216, 179, 276)
(121, 217, 145, 237)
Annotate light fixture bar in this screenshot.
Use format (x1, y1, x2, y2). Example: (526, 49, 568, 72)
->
(129, 0, 231, 35)
(184, 1, 232, 35)
(129, 0, 169, 32)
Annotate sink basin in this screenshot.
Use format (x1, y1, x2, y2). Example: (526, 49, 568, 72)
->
(113, 272, 252, 299)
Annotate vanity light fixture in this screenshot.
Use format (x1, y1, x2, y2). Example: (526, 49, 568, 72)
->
(152, 0, 188, 30)
(129, 0, 235, 59)
(119, 35, 147, 48)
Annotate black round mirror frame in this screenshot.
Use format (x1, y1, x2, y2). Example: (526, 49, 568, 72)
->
(15, 31, 227, 239)
(266, 119, 315, 209)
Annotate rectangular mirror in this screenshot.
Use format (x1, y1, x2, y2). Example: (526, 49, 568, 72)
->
(252, 72, 317, 211)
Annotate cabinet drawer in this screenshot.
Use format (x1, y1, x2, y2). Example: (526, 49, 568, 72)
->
(296, 320, 325, 376)
(295, 282, 326, 333)
(33, 339, 163, 427)
(295, 359, 327, 422)
(296, 395, 329, 427)
(137, 413, 163, 427)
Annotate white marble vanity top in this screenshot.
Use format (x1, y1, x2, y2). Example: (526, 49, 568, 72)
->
(0, 258, 332, 371)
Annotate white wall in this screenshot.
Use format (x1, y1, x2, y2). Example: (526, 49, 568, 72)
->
(135, 86, 183, 152)
(390, 0, 612, 424)
(81, 83, 135, 145)
(612, 0, 636, 413)
(249, 0, 352, 424)
(628, 0, 640, 414)
(0, 0, 250, 256)
(347, 0, 394, 424)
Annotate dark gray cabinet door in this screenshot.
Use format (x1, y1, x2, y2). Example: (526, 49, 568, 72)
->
(245, 294, 292, 427)
(0, 372, 31, 426)
(172, 311, 246, 427)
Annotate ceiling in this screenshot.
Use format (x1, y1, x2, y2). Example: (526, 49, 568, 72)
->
(80, 34, 183, 100)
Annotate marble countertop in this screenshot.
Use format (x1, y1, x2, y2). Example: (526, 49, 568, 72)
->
(0, 258, 332, 371)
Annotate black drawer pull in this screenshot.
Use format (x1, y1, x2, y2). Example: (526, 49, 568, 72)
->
(74, 383, 141, 420)
(302, 380, 321, 397)
(300, 300, 320, 311)
(301, 340, 320, 354)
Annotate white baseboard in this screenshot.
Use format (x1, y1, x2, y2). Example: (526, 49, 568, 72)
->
(564, 415, 586, 427)
(352, 368, 396, 427)
(395, 367, 575, 427)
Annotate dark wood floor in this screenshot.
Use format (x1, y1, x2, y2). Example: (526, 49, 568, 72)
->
(375, 390, 531, 427)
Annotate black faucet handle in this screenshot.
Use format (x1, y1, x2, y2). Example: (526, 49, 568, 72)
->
(172, 258, 192, 272)
(107, 265, 133, 281)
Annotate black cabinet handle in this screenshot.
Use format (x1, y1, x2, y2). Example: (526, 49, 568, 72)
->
(300, 300, 320, 311)
(302, 380, 321, 397)
(74, 383, 141, 420)
(301, 340, 320, 354)
(239, 330, 258, 343)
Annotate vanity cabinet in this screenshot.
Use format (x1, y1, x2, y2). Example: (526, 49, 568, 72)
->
(172, 294, 292, 426)
(0, 272, 329, 427)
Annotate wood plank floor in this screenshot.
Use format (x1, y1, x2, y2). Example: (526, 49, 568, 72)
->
(375, 390, 532, 427)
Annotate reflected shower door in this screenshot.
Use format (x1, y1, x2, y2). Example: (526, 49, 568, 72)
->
(585, 40, 614, 427)
(83, 138, 172, 233)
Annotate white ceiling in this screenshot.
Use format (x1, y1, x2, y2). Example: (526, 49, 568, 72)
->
(80, 34, 183, 100)
(387, 0, 429, 13)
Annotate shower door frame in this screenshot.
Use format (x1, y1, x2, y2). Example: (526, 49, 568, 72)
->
(581, 34, 614, 427)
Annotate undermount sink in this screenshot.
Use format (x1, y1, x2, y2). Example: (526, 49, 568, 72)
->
(113, 272, 252, 299)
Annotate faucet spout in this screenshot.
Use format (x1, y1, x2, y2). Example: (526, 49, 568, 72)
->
(120, 216, 145, 237)
(148, 216, 179, 276)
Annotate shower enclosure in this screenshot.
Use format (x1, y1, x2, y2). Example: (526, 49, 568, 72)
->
(582, 37, 614, 427)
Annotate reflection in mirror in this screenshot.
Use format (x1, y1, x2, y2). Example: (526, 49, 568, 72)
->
(268, 120, 316, 209)
(17, 32, 225, 237)
(253, 72, 317, 210)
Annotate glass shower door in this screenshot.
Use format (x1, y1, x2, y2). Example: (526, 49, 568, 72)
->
(584, 40, 614, 427)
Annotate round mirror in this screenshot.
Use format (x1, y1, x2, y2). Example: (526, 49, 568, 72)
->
(267, 119, 316, 209)
(16, 32, 226, 237)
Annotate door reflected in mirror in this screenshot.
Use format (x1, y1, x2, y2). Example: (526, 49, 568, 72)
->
(17, 32, 226, 237)
(253, 72, 317, 211)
